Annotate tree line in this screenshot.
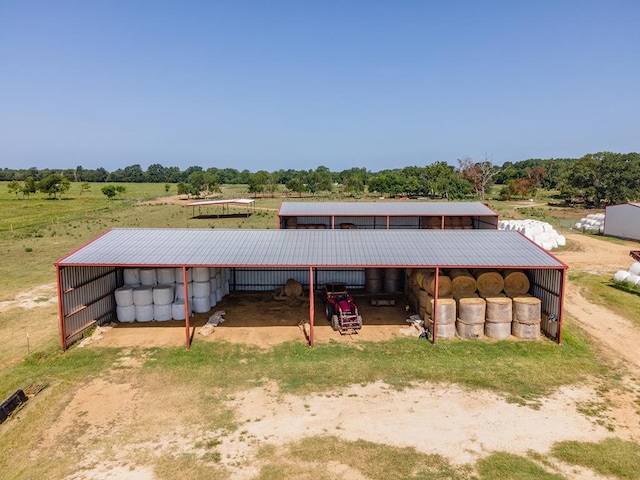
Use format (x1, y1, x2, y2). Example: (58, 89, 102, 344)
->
(3, 152, 639, 206)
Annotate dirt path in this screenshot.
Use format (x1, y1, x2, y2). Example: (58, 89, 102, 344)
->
(555, 234, 640, 370)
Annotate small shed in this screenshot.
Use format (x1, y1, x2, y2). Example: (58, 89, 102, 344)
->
(278, 202, 498, 230)
(604, 203, 640, 241)
(55, 228, 566, 350)
(187, 199, 255, 218)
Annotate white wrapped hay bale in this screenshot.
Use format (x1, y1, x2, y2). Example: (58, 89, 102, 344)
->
(139, 268, 157, 286)
(513, 296, 541, 322)
(193, 281, 211, 298)
(456, 320, 484, 339)
(152, 284, 174, 305)
(458, 297, 486, 324)
(117, 304, 136, 323)
(613, 270, 631, 282)
(172, 300, 186, 320)
(133, 286, 153, 306)
(429, 298, 456, 325)
(485, 322, 511, 340)
(135, 304, 154, 322)
(154, 303, 172, 321)
(512, 319, 540, 339)
(626, 274, 640, 286)
(192, 295, 211, 313)
(175, 267, 192, 283)
(156, 268, 175, 284)
(629, 262, 640, 276)
(175, 282, 193, 300)
(427, 319, 456, 339)
(485, 297, 513, 323)
(192, 267, 210, 282)
(123, 268, 140, 285)
(115, 286, 134, 307)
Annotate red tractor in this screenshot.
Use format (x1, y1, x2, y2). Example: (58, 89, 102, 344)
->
(323, 282, 363, 333)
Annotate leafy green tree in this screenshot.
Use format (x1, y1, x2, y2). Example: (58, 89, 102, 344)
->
(177, 182, 194, 198)
(285, 177, 306, 197)
(115, 185, 126, 198)
(458, 156, 498, 200)
(101, 185, 117, 200)
(248, 171, 269, 196)
(80, 182, 91, 195)
(7, 180, 21, 197)
(23, 177, 36, 198)
(164, 183, 171, 194)
(37, 174, 70, 198)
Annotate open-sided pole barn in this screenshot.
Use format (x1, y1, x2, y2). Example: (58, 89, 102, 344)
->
(55, 228, 566, 349)
(278, 202, 499, 230)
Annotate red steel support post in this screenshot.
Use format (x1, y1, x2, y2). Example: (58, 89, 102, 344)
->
(182, 267, 191, 349)
(432, 266, 439, 344)
(57, 266, 67, 350)
(309, 266, 315, 347)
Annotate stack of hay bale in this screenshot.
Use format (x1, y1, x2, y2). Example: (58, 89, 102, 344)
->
(574, 213, 605, 233)
(613, 262, 640, 288)
(498, 219, 566, 251)
(409, 267, 540, 340)
(115, 267, 231, 323)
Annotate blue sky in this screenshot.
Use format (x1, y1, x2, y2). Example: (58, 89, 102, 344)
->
(1, 1, 638, 172)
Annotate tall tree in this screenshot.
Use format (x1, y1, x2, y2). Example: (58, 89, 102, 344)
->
(458, 155, 498, 200)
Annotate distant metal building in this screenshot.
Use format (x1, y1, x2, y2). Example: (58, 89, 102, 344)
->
(604, 203, 640, 241)
(55, 228, 566, 349)
(278, 201, 499, 230)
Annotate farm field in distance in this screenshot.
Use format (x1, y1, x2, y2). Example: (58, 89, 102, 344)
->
(1, 181, 640, 479)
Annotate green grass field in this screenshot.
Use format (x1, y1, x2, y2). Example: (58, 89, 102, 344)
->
(1, 181, 639, 479)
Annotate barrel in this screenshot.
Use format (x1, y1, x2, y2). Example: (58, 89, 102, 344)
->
(383, 268, 403, 292)
(365, 268, 384, 294)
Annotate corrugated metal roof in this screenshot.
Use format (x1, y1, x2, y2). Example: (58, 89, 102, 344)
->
(186, 198, 255, 206)
(278, 201, 497, 217)
(56, 228, 565, 269)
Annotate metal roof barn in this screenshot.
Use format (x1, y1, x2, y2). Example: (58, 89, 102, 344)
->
(277, 201, 498, 229)
(55, 228, 566, 349)
(604, 203, 640, 241)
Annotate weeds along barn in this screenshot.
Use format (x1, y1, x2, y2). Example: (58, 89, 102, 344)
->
(55, 219, 567, 350)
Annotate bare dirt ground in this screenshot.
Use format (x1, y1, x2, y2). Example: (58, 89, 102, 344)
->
(7, 232, 640, 479)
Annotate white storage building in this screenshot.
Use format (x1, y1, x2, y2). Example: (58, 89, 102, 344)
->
(604, 203, 640, 241)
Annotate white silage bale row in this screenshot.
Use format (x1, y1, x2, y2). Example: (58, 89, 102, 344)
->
(210, 277, 218, 293)
(210, 267, 219, 278)
(117, 305, 136, 323)
(541, 240, 555, 251)
(192, 296, 211, 313)
(153, 284, 174, 305)
(193, 281, 211, 297)
(534, 232, 551, 243)
(192, 267, 210, 282)
(175, 268, 192, 283)
(156, 268, 175, 284)
(629, 263, 640, 275)
(541, 222, 554, 232)
(135, 304, 154, 322)
(209, 292, 217, 307)
(154, 303, 172, 321)
(625, 274, 640, 286)
(215, 272, 223, 286)
(613, 270, 631, 282)
(123, 268, 140, 285)
(574, 222, 583, 230)
(216, 287, 223, 302)
(133, 286, 153, 305)
(115, 286, 134, 307)
(556, 235, 566, 246)
(172, 300, 186, 320)
(175, 282, 193, 300)
(139, 268, 157, 286)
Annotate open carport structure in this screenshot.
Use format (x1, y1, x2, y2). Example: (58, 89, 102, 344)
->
(55, 228, 566, 349)
(278, 201, 499, 230)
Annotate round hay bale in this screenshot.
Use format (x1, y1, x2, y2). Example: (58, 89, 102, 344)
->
(458, 297, 486, 324)
(625, 274, 640, 286)
(192, 281, 211, 298)
(502, 270, 530, 296)
(429, 298, 456, 325)
(513, 296, 541, 322)
(135, 304, 154, 322)
(485, 321, 511, 340)
(424, 273, 452, 297)
(613, 270, 631, 282)
(216, 287, 223, 302)
(172, 300, 186, 320)
(154, 303, 172, 321)
(192, 267, 210, 282)
(417, 289, 433, 314)
(460, 216, 473, 227)
(485, 297, 513, 323)
(512, 319, 540, 339)
(286, 217, 298, 228)
(428, 319, 456, 339)
(365, 268, 384, 293)
(132, 286, 153, 306)
(152, 284, 175, 305)
(175, 268, 192, 283)
(115, 286, 134, 307)
(340, 223, 356, 229)
(117, 304, 136, 323)
(157, 268, 175, 284)
(209, 292, 217, 308)
(384, 268, 403, 292)
(473, 269, 505, 296)
(629, 262, 640, 276)
(193, 296, 211, 313)
(123, 268, 140, 285)
(284, 278, 303, 297)
(139, 268, 157, 286)
(444, 216, 461, 228)
(456, 320, 484, 339)
(449, 269, 477, 295)
(175, 282, 193, 300)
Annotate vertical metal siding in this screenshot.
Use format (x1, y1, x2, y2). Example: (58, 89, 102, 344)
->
(293, 216, 331, 228)
(315, 268, 365, 289)
(60, 265, 118, 347)
(233, 268, 309, 291)
(604, 205, 640, 241)
(528, 268, 563, 342)
(475, 216, 499, 229)
(334, 216, 377, 229)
